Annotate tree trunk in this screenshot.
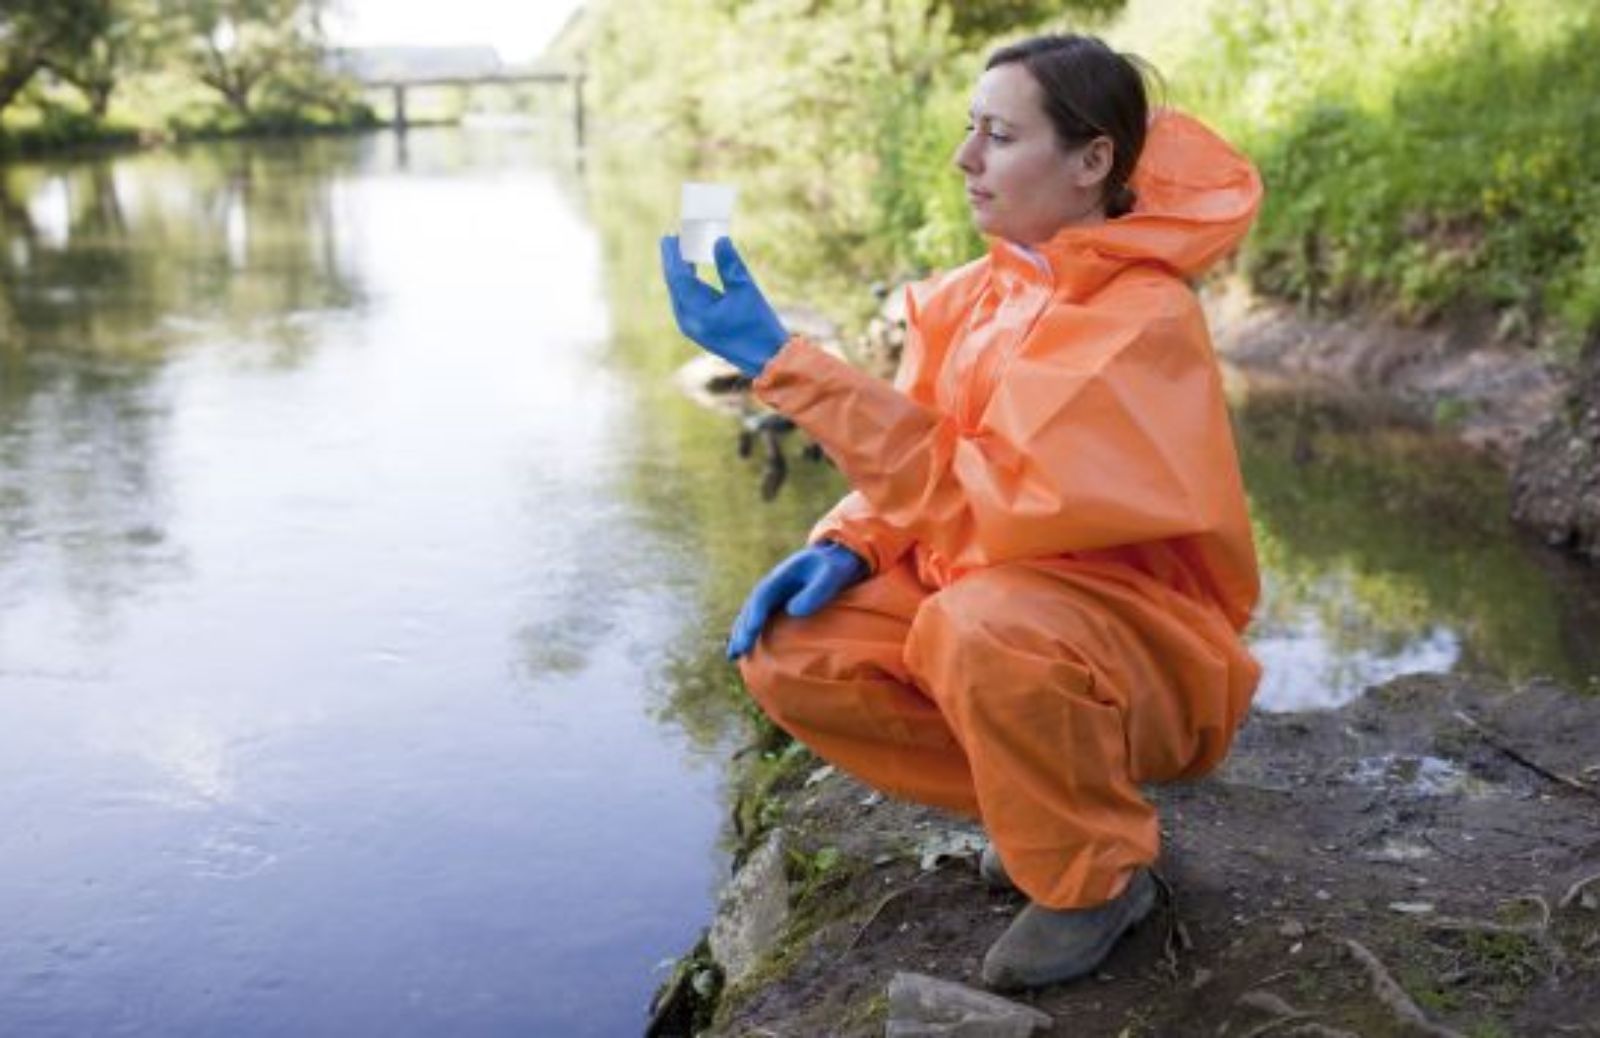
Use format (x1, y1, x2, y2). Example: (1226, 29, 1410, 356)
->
(200, 67, 254, 117)
(225, 82, 252, 117)
(89, 83, 112, 120)
(0, 62, 41, 119)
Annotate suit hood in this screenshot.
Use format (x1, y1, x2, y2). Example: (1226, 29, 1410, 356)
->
(992, 110, 1263, 297)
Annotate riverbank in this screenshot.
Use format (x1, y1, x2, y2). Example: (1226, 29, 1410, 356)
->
(0, 110, 385, 163)
(655, 672, 1600, 1037)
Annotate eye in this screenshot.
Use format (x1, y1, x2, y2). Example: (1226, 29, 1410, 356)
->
(963, 121, 1011, 144)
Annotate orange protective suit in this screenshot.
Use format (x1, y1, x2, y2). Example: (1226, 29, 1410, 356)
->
(740, 110, 1264, 910)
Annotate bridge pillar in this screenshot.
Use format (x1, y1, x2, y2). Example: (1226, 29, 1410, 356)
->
(392, 84, 408, 132)
(573, 74, 586, 149)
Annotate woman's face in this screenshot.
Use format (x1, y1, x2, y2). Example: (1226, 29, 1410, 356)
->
(954, 63, 1112, 245)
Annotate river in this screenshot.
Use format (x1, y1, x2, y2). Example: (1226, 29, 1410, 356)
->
(0, 126, 1594, 1036)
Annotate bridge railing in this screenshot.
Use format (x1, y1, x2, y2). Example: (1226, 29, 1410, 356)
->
(356, 70, 587, 145)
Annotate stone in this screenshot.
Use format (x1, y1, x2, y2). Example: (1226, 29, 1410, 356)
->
(885, 972, 1054, 1037)
(708, 830, 790, 984)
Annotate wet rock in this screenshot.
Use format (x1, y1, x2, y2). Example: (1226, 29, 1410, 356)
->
(885, 972, 1054, 1037)
(775, 303, 843, 349)
(673, 353, 749, 416)
(1509, 338, 1600, 562)
(708, 830, 790, 985)
(856, 280, 911, 381)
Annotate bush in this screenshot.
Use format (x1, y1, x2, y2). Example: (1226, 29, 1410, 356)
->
(1110, 0, 1600, 349)
(587, 0, 1600, 349)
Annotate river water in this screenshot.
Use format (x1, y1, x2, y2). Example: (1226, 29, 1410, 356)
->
(1, 127, 1595, 1036)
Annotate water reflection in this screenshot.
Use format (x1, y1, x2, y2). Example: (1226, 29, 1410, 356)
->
(0, 139, 367, 656)
(0, 128, 736, 1037)
(1, 142, 362, 362)
(1235, 384, 1600, 708)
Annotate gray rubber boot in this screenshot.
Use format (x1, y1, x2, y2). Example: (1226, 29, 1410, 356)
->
(978, 843, 1017, 891)
(981, 869, 1158, 992)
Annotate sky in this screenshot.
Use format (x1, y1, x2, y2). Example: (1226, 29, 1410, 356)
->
(325, 0, 585, 64)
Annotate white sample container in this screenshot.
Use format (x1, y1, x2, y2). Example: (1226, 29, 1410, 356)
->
(679, 182, 738, 264)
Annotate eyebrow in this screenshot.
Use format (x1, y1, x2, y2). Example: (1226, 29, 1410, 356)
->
(967, 109, 1017, 129)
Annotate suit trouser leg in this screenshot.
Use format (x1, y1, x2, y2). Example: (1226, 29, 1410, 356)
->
(739, 558, 979, 816)
(740, 557, 1250, 909)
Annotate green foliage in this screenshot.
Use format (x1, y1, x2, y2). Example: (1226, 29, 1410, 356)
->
(0, 105, 141, 156)
(1107, 0, 1600, 347)
(589, 0, 1600, 348)
(587, 0, 1121, 322)
(932, 0, 1123, 43)
(0, 0, 114, 114)
(172, 0, 330, 116)
(39, 0, 176, 117)
(1, 0, 373, 148)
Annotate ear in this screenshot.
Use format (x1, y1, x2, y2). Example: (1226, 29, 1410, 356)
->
(1073, 136, 1115, 190)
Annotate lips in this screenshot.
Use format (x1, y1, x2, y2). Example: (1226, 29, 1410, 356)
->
(967, 186, 994, 207)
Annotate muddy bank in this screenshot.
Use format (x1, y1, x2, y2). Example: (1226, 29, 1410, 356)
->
(1204, 281, 1600, 562)
(658, 673, 1600, 1036)
(1202, 280, 1567, 462)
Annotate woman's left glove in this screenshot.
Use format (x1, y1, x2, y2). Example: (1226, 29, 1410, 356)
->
(726, 541, 867, 660)
(659, 235, 789, 378)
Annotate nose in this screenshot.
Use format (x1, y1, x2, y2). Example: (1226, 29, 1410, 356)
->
(953, 131, 981, 175)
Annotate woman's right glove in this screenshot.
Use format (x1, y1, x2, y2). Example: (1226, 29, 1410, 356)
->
(659, 236, 790, 378)
(726, 541, 867, 660)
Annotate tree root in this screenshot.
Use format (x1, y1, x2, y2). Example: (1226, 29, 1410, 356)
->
(1560, 872, 1600, 911)
(1343, 937, 1466, 1038)
(843, 865, 953, 953)
(1452, 710, 1600, 798)
(1236, 989, 1315, 1038)
(1148, 869, 1190, 981)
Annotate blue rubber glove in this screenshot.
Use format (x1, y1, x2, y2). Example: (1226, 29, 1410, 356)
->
(660, 235, 790, 378)
(727, 541, 868, 660)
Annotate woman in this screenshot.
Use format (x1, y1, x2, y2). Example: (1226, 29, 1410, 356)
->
(660, 33, 1263, 991)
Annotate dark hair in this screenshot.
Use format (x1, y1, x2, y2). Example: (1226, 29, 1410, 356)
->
(985, 35, 1155, 218)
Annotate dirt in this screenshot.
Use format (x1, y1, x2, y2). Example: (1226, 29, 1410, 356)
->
(692, 673, 1600, 1037)
(1201, 279, 1570, 463)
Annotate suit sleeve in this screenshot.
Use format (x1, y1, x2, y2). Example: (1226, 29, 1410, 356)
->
(755, 299, 1230, 571)
(804, 281, 947, 572)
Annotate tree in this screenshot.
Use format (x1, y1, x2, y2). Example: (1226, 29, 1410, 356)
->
(173, 0, 330, 117)
(0, 0, 112, 117)
(927, 0, 1126, 43)
(39, 0, 176, 118)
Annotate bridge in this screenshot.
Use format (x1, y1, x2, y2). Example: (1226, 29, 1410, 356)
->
(332, 49, 586, 143)
(361, 71, 586, 144)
